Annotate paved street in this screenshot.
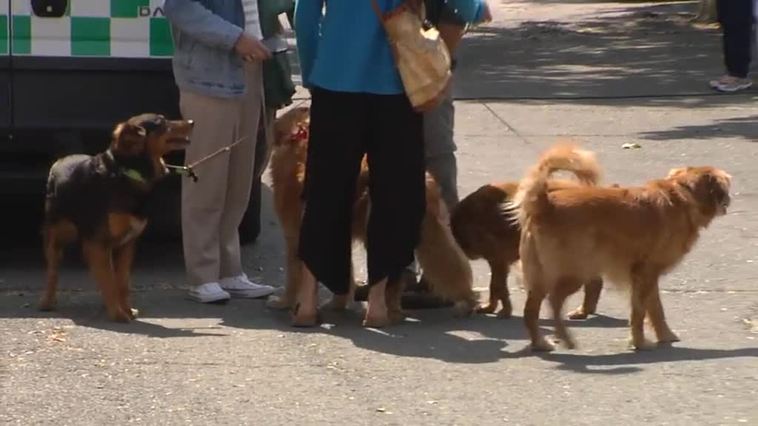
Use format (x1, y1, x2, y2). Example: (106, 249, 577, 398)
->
(2, 1, 757, 424)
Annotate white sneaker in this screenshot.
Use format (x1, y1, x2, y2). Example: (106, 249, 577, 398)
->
(220, 273, 275, 299)
(711, 75, 753, 92)
(188, 282, 231, 304)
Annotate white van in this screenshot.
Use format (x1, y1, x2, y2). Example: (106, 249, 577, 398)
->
(1, 0, 264, 241)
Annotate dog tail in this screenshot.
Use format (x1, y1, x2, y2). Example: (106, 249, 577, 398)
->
(415, 176, 478, 316)
(510, 143, 601, 224)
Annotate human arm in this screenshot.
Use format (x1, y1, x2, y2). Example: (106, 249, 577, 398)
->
(444, 0, 492, 25)
(163, 0, 244, 51)
(432, 0, 492, 53)
(163, 0, 271, 60)
(294, 0, 325, 88)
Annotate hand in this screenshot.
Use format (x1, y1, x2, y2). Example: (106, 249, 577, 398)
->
(234, 33, 272, 62)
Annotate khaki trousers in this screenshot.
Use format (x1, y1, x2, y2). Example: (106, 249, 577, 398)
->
(180, 63, 264, 286)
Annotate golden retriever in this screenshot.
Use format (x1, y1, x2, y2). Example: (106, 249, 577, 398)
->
(511, 143, 732, 351)
(266, 107, 477, 323)
(451, 180, 605, 320)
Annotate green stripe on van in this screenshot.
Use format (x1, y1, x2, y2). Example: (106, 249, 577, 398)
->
(0, 15, 7, 55)
(149, 18, 173, 56)
(12, 15, 30, 55)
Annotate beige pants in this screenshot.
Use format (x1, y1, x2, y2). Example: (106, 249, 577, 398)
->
(179, 63, 264, 286)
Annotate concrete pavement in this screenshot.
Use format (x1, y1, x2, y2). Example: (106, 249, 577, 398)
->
(2, 1, 757, 424)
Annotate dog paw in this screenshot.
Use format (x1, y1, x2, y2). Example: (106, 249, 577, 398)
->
(657, 330, 680, 344)
(109, 310, 132, 323)
(496, 305, 513, 319)
(567, 308, 589, 320)
(266, 295, 293, 310)
(38, 297, 57, 311)
(362, 314, 391, 328)
(388, 307, 407, 324)
(531, 338, 556, 352)
(129, 308, 139, 320)
(453, 300, 476, 318)
(562, 338, 577, 350)
(630, 338, 656, 351)
(476, 303, 497, 314)
(321, 296, 349, 312)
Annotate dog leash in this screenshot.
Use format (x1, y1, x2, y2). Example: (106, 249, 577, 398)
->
(166, 136, 248, 182)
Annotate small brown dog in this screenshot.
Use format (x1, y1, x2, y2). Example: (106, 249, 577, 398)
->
(451, 181, 604, 320)
(512, 143, 732, 351)
(266, 107, 477, 324)
(41, 114, 193, 322)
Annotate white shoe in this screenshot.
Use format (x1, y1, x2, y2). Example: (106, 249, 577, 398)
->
(220, 273, 275, 299)
(711, 75, 753, 92)
(188, 282, 231, 304)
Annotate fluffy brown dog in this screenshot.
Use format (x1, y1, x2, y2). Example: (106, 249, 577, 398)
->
(451, 181, 604, 320)
(512, 143, 732, 351)
(41, 114, 193, 322)
(266, 107, 477, 323)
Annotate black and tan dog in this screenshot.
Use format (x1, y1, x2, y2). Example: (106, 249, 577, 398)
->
(39, 113, 193, 322)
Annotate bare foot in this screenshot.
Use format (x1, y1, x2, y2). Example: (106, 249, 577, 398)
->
(363, 280, 389, 328)
(291, 265, 319, 327)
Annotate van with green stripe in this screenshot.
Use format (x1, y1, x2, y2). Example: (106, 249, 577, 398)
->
(1, 1, 263, 241)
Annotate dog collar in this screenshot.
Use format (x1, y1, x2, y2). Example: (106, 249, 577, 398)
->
(291, 125, 309, 143)
(120, 168, 148, 184)
(105, 150, 148, 184)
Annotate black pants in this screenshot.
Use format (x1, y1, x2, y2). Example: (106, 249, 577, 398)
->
(717, 0, 754, 78)
(298, 88, 426, 295)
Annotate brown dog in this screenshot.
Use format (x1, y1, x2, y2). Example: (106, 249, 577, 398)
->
(451, 181, 604, 320)
(512, 143, 732, 351)
(266, 107, 477, 324)
(40, 114, 193, 322)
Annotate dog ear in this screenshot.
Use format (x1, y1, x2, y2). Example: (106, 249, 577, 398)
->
(112, 122, 147, 156)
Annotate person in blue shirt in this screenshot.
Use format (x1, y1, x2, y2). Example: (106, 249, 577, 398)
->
(352, 0, 492, 305)
(293, 0, 431, 327)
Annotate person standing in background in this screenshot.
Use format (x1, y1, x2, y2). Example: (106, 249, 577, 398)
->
(710, 0, 754, 92)
(164, 0, 276, 303)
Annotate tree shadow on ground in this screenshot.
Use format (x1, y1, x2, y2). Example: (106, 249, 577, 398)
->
(639, 114, 758, 141)
(455, 2, 756, 106)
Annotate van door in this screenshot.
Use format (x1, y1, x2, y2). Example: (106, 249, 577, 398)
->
(0, 0, 9, 135)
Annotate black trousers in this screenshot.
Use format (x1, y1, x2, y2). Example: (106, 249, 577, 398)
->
(298, 88, 426, 295)
(717, 0, 754, 78)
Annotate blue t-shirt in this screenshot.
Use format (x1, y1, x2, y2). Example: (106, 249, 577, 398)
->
(294, 0, 486, 95)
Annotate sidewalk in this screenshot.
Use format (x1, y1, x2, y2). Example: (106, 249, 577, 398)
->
(2, 2, 757, 424)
